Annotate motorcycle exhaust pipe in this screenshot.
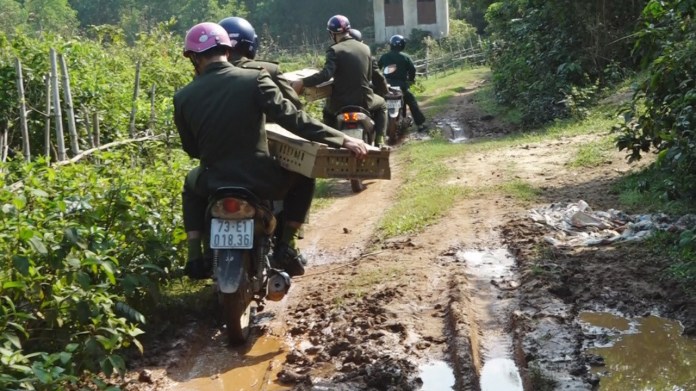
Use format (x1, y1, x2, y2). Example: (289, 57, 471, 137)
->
(266, 271, 291, 301)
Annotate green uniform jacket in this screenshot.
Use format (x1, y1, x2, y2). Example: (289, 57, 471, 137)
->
(378, 50, 417, 82)
(302, 37, 381, 114)
(174, 61, 345, 199)
(230, 53, 303, 110)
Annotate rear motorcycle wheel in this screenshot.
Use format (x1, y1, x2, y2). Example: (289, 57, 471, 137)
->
(350, 127, 375, 193)
(386, 118, 398, 145)
(219, 271, 253, 345)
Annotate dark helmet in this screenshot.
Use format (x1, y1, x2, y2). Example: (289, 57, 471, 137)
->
(349, 28, 362, 42)
(389, 34, 406, 51)
(218, 16, 259, 59)
(327, 15, 351, 34)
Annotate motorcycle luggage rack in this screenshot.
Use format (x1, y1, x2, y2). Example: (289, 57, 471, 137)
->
(266, 124, 391, 180)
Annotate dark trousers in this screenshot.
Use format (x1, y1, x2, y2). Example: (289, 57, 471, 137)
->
(182, 166, 315, 232)
(387, 79, 425, 126)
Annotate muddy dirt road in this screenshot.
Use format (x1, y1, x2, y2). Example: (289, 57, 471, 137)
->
(123, 79, 696, 391)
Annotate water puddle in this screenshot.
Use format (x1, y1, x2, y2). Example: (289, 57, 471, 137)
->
(436, 119, 472, 143)
(168, 335, 289, 391)
(580, 311, 696, 390)
(455, 249, 523, 389)
(419, 360, 456, 390)
(480, 358, 523, 391)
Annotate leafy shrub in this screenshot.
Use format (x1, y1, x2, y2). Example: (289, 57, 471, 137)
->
(484, 0, 646, 126)
(0, 145, 192, 388)
(615, 0, 696, 197)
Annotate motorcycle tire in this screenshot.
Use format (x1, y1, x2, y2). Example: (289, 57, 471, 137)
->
(350, 127, 374, 193)
(350, 179, 366, 193)
(219, 272, 253, 345)
(386, 119, 398, 145)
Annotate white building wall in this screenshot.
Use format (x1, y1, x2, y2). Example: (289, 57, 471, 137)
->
(373, 0, 449, 43)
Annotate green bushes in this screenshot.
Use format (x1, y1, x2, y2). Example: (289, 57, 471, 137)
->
(484, 0, 646, 126)
(615, 0, 696, 197)
(0, 146, 192, 388)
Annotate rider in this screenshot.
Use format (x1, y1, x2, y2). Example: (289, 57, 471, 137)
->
(174, 22, 369, 279)
(378, 35, 427, 132)
(348, 28, 389, 98)
(218, 16, 303, 110)
(290, 15, 388, 146)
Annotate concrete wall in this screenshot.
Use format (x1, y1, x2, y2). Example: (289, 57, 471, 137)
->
(373, 0, 449, 43)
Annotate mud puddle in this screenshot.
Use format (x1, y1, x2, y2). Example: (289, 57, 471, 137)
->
(163, 333, 289, 391)
(419, 360, 455, 390)
(580, 311, 696, 390)
(453, 248, 523, 390)
(437, 119, 473, 143)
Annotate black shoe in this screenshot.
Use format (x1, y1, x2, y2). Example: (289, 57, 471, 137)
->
(184, 257, 212, 280)
(273, 244, 307, 277)
(417, 124, 428, 133)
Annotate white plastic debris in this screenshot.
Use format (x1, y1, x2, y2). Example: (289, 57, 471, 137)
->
(530, 201, 696, 247)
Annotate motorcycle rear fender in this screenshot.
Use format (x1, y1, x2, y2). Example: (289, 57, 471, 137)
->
(215, 249, 247, 294)
(341, 127, 364, 140)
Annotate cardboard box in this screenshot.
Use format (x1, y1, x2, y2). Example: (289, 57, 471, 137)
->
(283, 68, 333, 102)
(266, 124, 390, 180)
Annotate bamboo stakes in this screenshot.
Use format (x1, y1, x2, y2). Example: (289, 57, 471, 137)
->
(50, 48, 67, 162)
(129, 61, 141, 138)
(14, 58, 30, 161)
(44, 74, 52, 162)
(59, 54, 80, 155)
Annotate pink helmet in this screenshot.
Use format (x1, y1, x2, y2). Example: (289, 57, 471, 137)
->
(183, 22, 232, 56)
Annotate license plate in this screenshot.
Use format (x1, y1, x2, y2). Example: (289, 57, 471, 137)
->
(387, 100, 401, 109)
(342, 128, 363, 139)
(210, 218, 254, 249)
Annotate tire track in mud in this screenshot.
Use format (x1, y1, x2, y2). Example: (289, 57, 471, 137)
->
(143, 170, 522, 390)
(124, 86, 530, 390)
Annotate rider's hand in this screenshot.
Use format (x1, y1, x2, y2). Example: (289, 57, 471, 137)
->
(342, 136, 368, 159)
(290, 80, 304, 95)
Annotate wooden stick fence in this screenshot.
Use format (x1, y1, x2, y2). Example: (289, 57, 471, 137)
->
(15, 58, 30, 161)
(8, 49, 155, 166)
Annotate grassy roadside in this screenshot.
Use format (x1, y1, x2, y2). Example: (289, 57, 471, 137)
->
(378, 65, 696, 289)
(376, 66, 625, 238)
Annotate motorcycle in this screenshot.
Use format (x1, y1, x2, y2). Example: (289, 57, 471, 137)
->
(205, 187, 291, 345)
(383, 66, 413, 145)
(334, 105, 375, 193)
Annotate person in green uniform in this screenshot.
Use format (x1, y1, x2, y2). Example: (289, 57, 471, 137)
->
(348, 28, 389, 98)
(378, 34, 427, 132)
(218, 16, 303, 110)
(290, 15, 388, 146)
(174, 22, 368, 279)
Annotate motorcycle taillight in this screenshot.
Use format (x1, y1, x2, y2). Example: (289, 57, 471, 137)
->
(211, 197, 256, 219)
(223, 199, 240, 213)
(342, 112, 366, 122)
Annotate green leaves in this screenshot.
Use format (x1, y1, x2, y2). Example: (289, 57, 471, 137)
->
(485, 0, 646, 126)
(615, 0, 696, 196)
(0, 146, 191, 388)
